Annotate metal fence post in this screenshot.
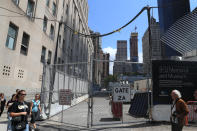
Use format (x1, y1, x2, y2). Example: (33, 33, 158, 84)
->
(147, 6, 153, 121)
(90, 55, 94, 127)
(87, 54, 94, 128)
(41, 61, 46, 114)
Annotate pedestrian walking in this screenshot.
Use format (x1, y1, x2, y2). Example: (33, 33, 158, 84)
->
(13, 89, 20, 101)
(193, 89, 197, 113)
(6, 94, 16, 131)
(0, 93, 6, 117)
(30, 94, 41, 131)
(170, 90, 189, 131)
(10, 90, 30, 131)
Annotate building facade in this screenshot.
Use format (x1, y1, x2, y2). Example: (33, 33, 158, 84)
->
(157, 0, 190, 57)
(116, 40, 127, 61)
(113, 61, 133, 76)
(113, 40, 132, 75)
(91, 31, 102, 86)
(142, 17, 162, 74)
(130, 32, 138, 62)
(102, 53, 110, 78)
(61, 0, 93, 80)
(0, 0, 93, 97)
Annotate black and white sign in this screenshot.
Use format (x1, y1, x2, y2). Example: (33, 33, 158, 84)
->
(59, 89, 72, 105)
(152, 60, 197, 104)
(113, 86, 131, 102)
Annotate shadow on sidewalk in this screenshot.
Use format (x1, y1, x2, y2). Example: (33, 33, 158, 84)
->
(90, 121, 171, 131)
(37, 119, 89, 131)
(38, 123, 88, 131)
(0, 121, 8, 124)
(37, 120, 167, 131)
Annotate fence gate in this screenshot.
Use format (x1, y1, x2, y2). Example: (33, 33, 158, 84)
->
(40, 61, 91, 128)
(89, 60, 151, 128)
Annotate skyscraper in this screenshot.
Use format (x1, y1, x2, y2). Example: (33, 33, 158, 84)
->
(113, 40, 131, 75)
(143, 17, 162, 74)
(130, 32, 138, 62)
(116, 40, 127, 60)
(157, 0, 190, 57)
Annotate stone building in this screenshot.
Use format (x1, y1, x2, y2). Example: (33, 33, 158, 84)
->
(142, 17, 161, 74)
(130, 32, 138, 62)
(0, 0, 93, 96)
(102, 53, 110, 78)
(113, 40, 133, 75)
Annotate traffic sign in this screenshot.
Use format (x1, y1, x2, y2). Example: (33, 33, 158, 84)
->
(59, 89, 72, 105)
(113, 86, 131, 102)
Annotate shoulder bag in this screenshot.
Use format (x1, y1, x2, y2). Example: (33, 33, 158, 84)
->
(13, 102, 27, 130)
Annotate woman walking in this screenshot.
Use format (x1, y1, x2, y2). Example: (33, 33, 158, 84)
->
(6, 94, 16, 131)
(0, 93, 6, 117)
(30, 94, 41, 131)
(170, 90, 189, 131)
(10, 90, 30, 131)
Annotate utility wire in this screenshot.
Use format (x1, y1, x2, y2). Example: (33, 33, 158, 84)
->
(0, 6, 147, 38)
(0, 1, 190, 38)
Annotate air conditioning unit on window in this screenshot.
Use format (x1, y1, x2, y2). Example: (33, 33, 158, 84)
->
(27, 11, 33, 18)
(43, 27, 47, 32)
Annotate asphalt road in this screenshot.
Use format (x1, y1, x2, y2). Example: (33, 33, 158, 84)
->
(37, 96, 197, 131)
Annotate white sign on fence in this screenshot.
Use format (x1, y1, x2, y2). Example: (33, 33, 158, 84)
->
(59, 89, 72, 105)
(113, 86, 131, 102)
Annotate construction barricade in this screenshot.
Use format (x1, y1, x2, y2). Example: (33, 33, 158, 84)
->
(187, 101, 197, 123)
(111, 101, 122, 118)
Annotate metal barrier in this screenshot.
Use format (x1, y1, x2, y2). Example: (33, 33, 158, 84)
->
(41, 62, 90, 119)
(187, 101, 197, 122)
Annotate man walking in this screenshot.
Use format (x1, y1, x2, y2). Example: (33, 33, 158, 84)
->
(171, 90, 189, 131)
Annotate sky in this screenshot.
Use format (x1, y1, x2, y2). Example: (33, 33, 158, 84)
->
(88, 0, 197, 74)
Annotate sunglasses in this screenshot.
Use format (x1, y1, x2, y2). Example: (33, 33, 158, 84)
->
(20, 94, 26, 96)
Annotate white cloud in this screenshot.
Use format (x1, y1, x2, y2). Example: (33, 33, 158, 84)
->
(103, 47, 117, 74)
(139, 52, 143, 63)
(103, 47, 117, 60)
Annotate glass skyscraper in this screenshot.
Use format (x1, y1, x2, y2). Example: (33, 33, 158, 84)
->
(157, 0, 190, 57)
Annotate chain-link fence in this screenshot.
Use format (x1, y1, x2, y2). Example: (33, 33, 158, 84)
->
(41, 62, 90, 118)
(89, 60, 150, 127)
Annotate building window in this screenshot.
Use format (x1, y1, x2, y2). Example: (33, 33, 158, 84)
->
(66, 4, 69, 15)
(46, 0, 50, 7)
(20, 32, 30, 55)
(63, 0, 65, 8)
(58, 35, 61, 47)
(57, 57, 61, 70)
(27, 0, 35, 17)
(41, 46, 46, 63)
(43, 16, 48, 32)
(71, 33, 74, 43)
(52, 2, 56, 16)
(58, 57, 61, 64)
(50, 24, 54, 40)
(61, 60, 64, 71)
(13, 0, 19, 5)
(47, 50, 52, 64)
(62, 39, 65, 52)
(6, 22, 18, 50)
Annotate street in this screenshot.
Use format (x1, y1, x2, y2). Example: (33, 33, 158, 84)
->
(37, 97, 197, 131)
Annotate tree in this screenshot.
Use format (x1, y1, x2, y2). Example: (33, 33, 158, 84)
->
(103, 75, 117, 88)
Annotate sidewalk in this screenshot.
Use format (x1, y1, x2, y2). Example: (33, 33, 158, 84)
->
(0, 111, 8, 131)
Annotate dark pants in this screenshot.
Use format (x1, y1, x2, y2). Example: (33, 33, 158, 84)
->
(171, 123, 183, 131)
(0, 107, 5, 116)
(31, 112, 38, 124)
